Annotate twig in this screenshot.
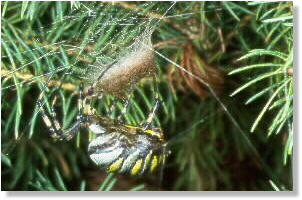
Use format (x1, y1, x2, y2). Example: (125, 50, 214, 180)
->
(1, 69, 76, 91)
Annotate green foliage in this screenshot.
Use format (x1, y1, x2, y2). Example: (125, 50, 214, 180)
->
(1, 1, 293, 191)
(229, 1, 293, 165)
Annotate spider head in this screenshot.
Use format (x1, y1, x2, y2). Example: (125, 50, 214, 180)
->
(88, 123, 106, 134)
(87, 116, 116, 134)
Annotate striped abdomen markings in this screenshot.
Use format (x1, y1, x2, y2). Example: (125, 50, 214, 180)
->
(88, 132, 124, 167)
(88, 127, 167, 175)
(107, 148, 162, 175)
(124, 125, 164, 141)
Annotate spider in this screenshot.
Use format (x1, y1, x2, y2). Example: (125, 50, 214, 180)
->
(37, 79, 169, 176)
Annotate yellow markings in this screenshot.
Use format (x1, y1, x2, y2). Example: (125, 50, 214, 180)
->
(53, 120, 61, 130)
(125, 125, 138, 129)
(124, 125, 163, 140)
(142, 150, 152, 173)
(131, 159, 143, 176)
(77, 97, 83, 110)
(84, 104, 96, 115)
(42, 116, 52, 127)
(108, 157, 124, 172)
(144, 129, 162, 140)
(150, 155, 158, 172)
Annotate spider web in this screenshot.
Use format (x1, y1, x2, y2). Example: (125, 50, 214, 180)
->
(1, 1, 275, 190)
(2, 2, 230, 135)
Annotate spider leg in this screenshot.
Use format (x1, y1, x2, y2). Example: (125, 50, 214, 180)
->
(117, 95, 131, 123)
(142, 95, 160, 130)
(37, 83, 86, 141)
(158, 143, 168, 189)
(107, 98, 118, 117)
(86, 84, 98, 99)
(142, 75, 160, 130)
(84, 83, 105, 115)
(37, 96, 62, 139)
(96, 60, 118, 81)
(49, 96, 64, 136)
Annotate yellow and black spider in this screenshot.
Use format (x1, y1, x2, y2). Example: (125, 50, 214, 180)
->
(37, 81, 168, 176)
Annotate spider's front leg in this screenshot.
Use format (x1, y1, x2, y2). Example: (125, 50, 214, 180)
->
(142, 75, 161, 130)
(37, 83, 87, 141)
(141, 95, 160, 130)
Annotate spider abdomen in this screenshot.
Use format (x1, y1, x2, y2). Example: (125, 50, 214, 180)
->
(88, 126, 167, 175)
